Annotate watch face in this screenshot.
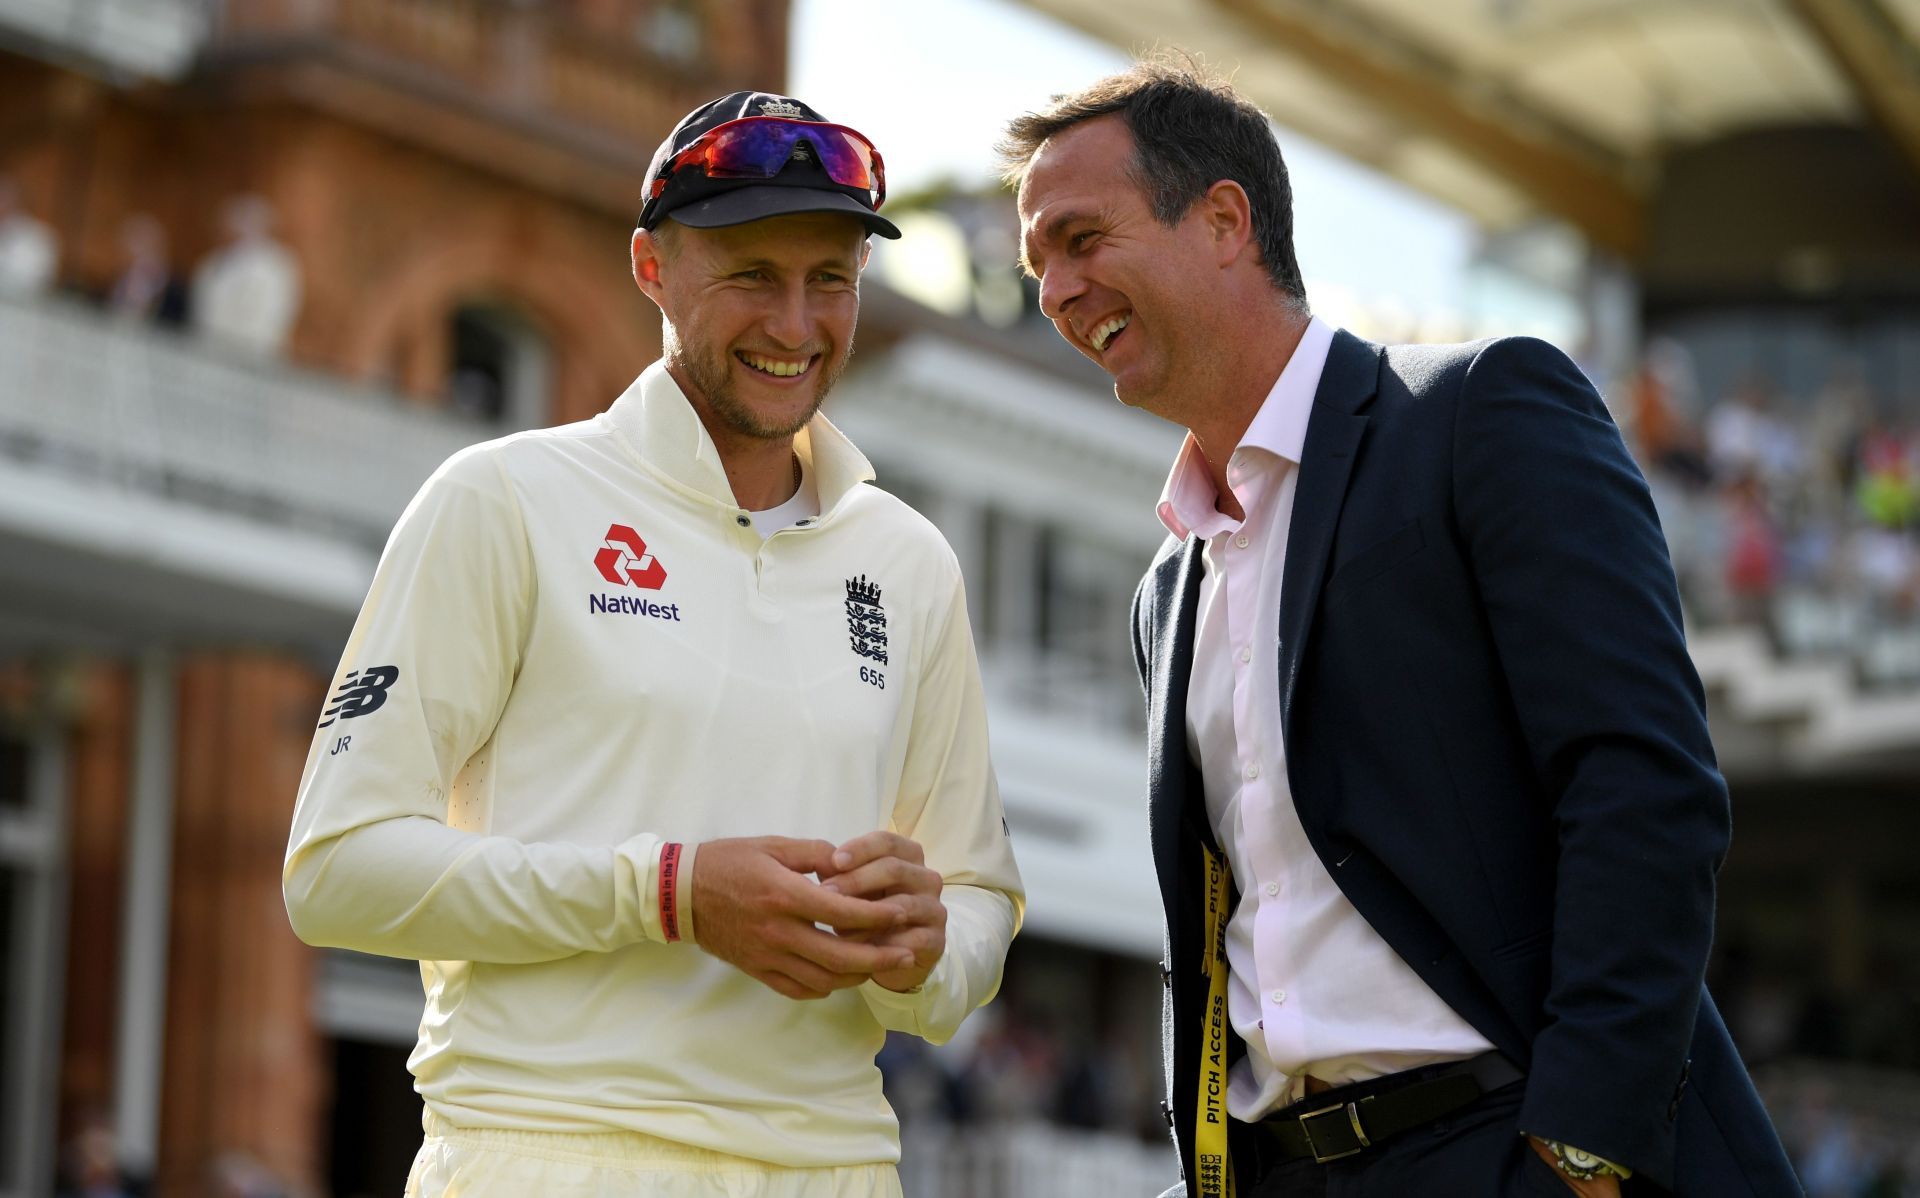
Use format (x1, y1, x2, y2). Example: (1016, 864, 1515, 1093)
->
(1550, 1142, 1604, 1180)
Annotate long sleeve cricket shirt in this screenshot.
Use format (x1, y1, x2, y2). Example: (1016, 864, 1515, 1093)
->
(284, 361, 1024, 1166)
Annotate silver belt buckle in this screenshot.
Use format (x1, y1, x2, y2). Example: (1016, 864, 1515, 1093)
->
(1299, 1100, 1371, 1164)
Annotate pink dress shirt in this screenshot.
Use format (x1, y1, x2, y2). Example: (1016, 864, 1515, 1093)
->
(1159, 317, 1494, 1122)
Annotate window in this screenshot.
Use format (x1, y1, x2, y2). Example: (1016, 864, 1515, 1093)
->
(639, 0, 700, 63)
(0, 727, 64, 1198)
(1039, 530, 1143, 726)
(0, 739, 23, 812)
(447, 303, 550, 428)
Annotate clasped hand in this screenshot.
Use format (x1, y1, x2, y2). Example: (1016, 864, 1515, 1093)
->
(690, 832, 946, 1001)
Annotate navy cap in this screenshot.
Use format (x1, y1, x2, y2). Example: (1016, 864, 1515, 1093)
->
(638, 91, 900, 239)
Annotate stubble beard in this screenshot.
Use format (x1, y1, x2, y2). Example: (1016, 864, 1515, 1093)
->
(1111, 339, 1198, 431)
(671, 332, 854, 442)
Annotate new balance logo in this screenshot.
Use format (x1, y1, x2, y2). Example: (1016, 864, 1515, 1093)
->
(595, 524, 668, 590)
(318, 665, 399, 728)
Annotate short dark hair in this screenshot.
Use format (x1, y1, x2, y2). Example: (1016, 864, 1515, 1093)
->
(998, 55, 1307, 305)
(649, 216, 682, 256)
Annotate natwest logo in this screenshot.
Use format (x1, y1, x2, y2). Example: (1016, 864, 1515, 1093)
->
(594, 524, 667, 590)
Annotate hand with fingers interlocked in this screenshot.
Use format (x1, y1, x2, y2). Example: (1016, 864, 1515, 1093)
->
(817, 830, 947, 994)
(688, 836, 917, 1001)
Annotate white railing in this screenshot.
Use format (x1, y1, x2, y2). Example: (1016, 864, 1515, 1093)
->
(900, 1125, 1176, 1198)
(0, 0, 208, 79)
(0, 296, 486, 546)
(982, 647, 1143, 733)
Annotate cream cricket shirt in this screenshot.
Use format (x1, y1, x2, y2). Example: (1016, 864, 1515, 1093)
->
(285, 361, 1024, 1167)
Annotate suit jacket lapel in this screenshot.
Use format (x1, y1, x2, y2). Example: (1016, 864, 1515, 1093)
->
(1148, 536, 1209, 882)
(1277, 330, 1382, 746)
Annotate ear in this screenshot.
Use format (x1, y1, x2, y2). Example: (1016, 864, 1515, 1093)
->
(631, 228, 667, 307)
(1199, 179, 1254, 268)
(858, 239, 873, 272)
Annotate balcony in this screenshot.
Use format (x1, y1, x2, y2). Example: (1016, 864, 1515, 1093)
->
(0, 0, 208, 80)
(215, 0, 715, 134)
(0, 295, 482, 653)
(199, 0, 736, 214)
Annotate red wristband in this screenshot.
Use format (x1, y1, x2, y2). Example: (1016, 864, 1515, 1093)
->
(659, 842, 683, 942)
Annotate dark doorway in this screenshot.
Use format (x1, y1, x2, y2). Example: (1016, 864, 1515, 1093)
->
(327, 1038, 420, 1198)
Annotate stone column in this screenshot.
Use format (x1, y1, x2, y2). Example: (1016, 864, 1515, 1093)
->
(155, 655, 326, 1198)
(1821, 869, 1867, 996)
(57, 663, 134, 1154)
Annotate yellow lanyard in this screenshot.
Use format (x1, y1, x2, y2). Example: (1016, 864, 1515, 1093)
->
(1195, 844, 1235, 1198)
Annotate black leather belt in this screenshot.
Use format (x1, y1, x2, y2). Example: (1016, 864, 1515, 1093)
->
(1253, 1052, 1524, 1165)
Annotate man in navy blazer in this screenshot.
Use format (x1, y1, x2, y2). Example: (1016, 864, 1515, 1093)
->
(1002, 59, 1799, 1197)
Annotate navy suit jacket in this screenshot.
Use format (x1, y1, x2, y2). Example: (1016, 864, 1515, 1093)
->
(1131, 331, 1800, 1195)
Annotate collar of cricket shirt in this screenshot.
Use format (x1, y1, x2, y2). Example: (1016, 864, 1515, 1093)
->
(606, 360, 876, 516)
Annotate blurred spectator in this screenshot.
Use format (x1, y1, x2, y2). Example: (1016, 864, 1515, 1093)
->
(1850, 960, 1920, 1071)
(1855, 424, 1917, 531)
(0, 177, 58, 297)
(1849, 526, 1919, 613)
(1725, 473, 1783, 619)
(1763, 1071, 1920, 1197)
(1625, 347, 1920, 687)
(107, 214, 189, 327)
(191, 195, 301, 357)
(1797, 1101, 1876, 1198)
(1729, 974, 1802, 1068)
(1051, 1037, 1114, 1131)
(1809, 363, 1874, 504)
(959, 1002, 1059, 1123)
(1052, 1024, 1155, 1137)
(1628, 338, 1711, 487)
(54, 1109, 137, 1198)
(1707, 377, 1802, 486)
(877, 1030, 971, 1127)
(207, 1150, 288, 1198)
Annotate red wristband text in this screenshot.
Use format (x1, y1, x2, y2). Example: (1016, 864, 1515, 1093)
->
(660, 842, 683, 942)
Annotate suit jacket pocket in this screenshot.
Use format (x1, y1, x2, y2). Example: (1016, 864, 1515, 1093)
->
(1326, 519, 1426, 596)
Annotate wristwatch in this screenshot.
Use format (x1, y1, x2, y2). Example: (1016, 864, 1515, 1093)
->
(1542, 1139, 1632, 1182)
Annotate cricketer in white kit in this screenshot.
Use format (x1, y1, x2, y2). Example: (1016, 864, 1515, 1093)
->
(284, 90, 1024, 1198)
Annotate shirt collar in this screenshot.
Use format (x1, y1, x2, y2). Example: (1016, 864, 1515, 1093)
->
(1156, 317, 1336, 540)
(604, 360, 876, 514)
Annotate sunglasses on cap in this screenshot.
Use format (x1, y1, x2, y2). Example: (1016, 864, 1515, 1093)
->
(648, 116, 888, 210)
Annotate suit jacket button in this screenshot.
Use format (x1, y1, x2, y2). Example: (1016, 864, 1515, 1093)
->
(1667, 1060, 1691, 1120)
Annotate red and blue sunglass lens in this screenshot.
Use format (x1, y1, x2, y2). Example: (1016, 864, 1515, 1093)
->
(709, 122, 874, 189)
(664, 118, 885, 206)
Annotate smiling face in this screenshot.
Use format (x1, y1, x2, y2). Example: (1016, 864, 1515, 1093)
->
(1017, 116, 1229, 423)
(634, 212, 868, 444)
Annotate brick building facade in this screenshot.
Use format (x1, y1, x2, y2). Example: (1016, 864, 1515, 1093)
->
(0, 3, 791, 1192)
